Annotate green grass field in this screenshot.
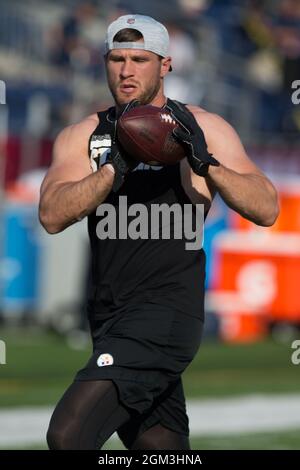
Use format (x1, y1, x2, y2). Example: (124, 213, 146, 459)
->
(0, 327, 300, 449)
(1, 327, 299, 407)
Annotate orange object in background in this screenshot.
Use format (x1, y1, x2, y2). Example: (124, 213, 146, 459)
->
(218, 312, 268, 343)
(229, 177, 300, 233)
(5, 182, 37, 203)
(209, 230, 300, 343)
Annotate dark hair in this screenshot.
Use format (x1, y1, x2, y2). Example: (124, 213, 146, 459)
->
(111, 28, 163, 62)
(113, 28, 143, 42)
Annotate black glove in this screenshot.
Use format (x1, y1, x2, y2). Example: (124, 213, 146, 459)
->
(102, 100, 140, 192)
(168, 99, 220, 177)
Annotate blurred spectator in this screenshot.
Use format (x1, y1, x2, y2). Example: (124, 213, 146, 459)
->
(241, 1, 284, 135)
(243, 0, 300, 137)
(46, 1, 97, 74)
(1, 0, 299, 153)
(164, 21, 199, 102)
(272, 0, 300, 134)
(178, 0, 212, 18)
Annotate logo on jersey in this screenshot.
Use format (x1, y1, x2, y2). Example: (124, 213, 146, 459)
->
(97, 353, 114, 367)
(90, 134, 112, 172)
(89, 134, 163, 172)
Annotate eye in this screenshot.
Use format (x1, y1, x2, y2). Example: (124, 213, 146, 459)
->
(110, 56, 123, 62)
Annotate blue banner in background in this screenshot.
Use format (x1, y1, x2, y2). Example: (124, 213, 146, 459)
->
(0, 202, 40, 314)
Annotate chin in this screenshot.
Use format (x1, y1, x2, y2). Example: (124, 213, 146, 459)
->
(116, 96, 138, 106)
(114, 90, 152, 107)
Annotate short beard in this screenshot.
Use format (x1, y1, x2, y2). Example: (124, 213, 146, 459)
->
(136, 80, 161, 105)
(110, 79, 161, 107)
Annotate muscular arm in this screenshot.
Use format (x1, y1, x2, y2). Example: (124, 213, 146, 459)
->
(207, 163, 278, 226)
(190, 109, 279, 226)
(39, 116, 115, 234)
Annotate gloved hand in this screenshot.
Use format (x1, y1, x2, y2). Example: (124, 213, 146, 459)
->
(169, 99, 220, 177)
(102, 100, 140, 192)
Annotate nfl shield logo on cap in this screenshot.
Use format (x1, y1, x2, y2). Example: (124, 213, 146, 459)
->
(127, 18, 135, 24)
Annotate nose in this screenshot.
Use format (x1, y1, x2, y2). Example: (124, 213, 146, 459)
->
(120, 59, 135, 79)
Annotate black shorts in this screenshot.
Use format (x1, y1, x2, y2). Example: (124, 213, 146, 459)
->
(75, 304, 204, 439)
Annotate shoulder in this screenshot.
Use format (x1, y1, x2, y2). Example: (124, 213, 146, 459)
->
(51, 112, 105, 165)
(54, 113, 99, 147)
(186, 105, 259, 173)
(186, 105, 238, 140)
(186, 104, 247, 158)
(54, 105, 113, 148)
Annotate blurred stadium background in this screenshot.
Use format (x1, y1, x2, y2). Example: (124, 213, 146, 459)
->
(0, 0, 300, 450)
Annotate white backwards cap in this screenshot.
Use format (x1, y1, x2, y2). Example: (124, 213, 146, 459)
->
(105, 14, 171, 60)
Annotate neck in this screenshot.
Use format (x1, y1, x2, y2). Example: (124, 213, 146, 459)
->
(149, 94, 167, 108)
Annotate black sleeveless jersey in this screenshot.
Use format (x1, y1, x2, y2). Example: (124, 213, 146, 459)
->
(87, 99, 206, 321)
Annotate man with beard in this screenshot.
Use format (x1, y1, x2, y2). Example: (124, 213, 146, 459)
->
(40, 15, 279, 450)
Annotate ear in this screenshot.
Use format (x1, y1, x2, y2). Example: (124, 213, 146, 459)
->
(160, 57, 172, 77)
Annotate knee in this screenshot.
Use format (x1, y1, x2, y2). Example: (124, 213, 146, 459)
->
(46, 424, 65, 450)
(46, 424, 61, 450)
(46, 422, 76, 450)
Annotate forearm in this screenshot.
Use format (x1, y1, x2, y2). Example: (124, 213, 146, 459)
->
(207, 164, 279, 226)
(39, 165, 115, 234)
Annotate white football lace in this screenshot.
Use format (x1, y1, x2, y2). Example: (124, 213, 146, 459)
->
(160, 113, 176, 125)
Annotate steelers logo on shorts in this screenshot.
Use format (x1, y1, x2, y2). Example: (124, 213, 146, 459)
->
(97, 353, 114, 367)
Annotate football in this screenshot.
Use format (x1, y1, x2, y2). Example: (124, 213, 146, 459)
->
(117, 105, 186, 166)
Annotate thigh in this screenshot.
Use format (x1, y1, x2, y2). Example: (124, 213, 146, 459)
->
(47, 379, 131, 449)
(117, 377, 189, 450)
(76, 307, 203, 418)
